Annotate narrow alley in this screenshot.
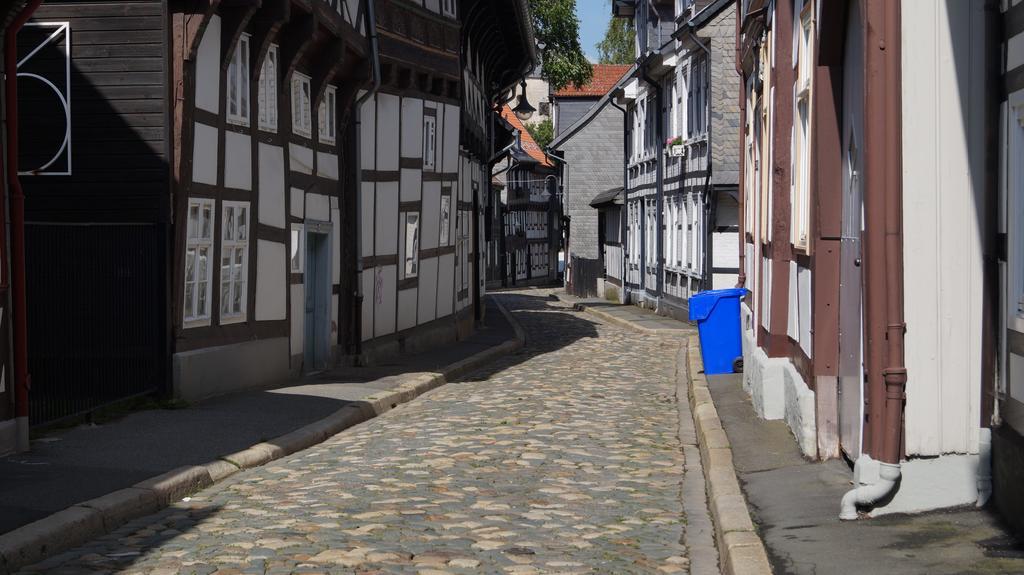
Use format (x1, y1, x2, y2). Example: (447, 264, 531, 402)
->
(19, 293, 713, 574)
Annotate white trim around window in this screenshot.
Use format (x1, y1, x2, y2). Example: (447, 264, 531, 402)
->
(291, 72, 312, 138)
(318, 84, 337, 145)
(227, 34, 251, 127)
(184, 198, 215, 326)
(1009, 91, 1024, 333)
(258, 44, 279, 133)
(220, 201, 250, 323)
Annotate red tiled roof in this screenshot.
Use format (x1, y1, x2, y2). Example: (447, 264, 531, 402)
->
(500, 104, 553, 167)
(553, 64, 632, 98)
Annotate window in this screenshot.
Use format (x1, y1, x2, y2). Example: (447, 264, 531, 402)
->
(439, 193, 451, 246)
(402, 212, 420, 278)
(318, 85, 337, 144)
(227, 34, 251, 126)
(258, 45, 279, 132)
(290, 223, 304, 273)
(423, 115, 437, 171)
(221, 202, 249, 321)
(644, 96, 656, 155)
(687, 57, 707, 138)
(184, 199, 214, 324)
(441, 0, 456, 18)
(792, 5, 813, 249)
(291, 72, 312, 138)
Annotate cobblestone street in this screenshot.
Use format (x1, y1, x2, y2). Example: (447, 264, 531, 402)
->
(22, 292, 706, 575)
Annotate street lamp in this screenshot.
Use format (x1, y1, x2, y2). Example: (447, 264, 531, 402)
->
(512, 80, 535, 122)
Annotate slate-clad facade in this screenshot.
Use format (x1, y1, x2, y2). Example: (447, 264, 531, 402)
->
(8, 0, 534, 438)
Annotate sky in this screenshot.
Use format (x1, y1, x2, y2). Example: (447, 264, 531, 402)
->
(577, 0, 612, 62)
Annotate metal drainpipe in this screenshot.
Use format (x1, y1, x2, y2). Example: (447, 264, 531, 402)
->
(353, 0, 381, 359)
(688, 25, 713, 292)
(6, 0, 44, 451)
(610, 97, 629, 303)
(640, 65, 664, 307)
(734, 0, 746, 289)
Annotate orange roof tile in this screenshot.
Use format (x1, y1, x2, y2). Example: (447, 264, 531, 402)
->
(500, 104, 553, 167)
(553, 64, 632, 98)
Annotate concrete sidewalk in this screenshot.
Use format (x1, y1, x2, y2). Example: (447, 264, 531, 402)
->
(0, 296, 521, 538)
(708, 372, 1024, 575)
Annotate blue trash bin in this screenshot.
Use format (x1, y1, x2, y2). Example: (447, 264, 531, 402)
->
(688, 288, 748, 375)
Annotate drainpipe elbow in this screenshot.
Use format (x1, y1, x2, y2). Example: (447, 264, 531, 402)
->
(839, 458, 902, 520)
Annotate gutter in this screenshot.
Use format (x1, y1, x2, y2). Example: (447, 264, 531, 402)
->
(6, 0, 43, 450)
(353, 0, 381, 359)
(734, 0, 746, 289)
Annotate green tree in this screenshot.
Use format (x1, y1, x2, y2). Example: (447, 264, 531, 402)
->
(529, 0, 593, 91)
(525, 118, 554, 150)
(597, 15, 635, 64)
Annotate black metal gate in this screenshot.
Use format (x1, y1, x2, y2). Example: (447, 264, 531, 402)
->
(26, 223, 166, 425)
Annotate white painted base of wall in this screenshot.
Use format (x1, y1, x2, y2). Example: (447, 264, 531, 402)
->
(740, 303, 817, 458)
(0, 417, 21, 456)
(173, 337, 291, 402)
(852, 452, 982, 517)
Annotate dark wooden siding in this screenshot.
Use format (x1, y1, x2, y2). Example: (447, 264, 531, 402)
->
(21, 0, 168, 223)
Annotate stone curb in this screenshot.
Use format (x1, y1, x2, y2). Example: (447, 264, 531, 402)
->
(0, 296, 526, 575)
(685, 334, 773, 575)
(552, 292, 686, 335)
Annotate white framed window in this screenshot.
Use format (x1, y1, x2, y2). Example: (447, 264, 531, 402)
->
(258, 44, 279, 132)
(441, 0, 456, 18)
(792, 5, 813, 250)
(291, 72, 312, 138)
(227, 34, 251, 127)
(687, 57, 707, 138)
(439, 193, 452, 246)
(220, 201, 250, 322)
(318, 84, 337, 144)
(401, 212, 420, 279)
(290, 223, 304, 273)
(423, 115, 437, 171)
(184, 198, 215, 325)
(1009, 94, 1024, 330)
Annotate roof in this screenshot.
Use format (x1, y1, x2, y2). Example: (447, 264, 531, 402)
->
(553, 65, 632, 98)
(500, 104, 553, 168)
(549, 64, 636, 150)
(590, 187, 624, 208)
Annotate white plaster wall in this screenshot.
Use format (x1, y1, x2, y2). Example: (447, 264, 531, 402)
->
(290, 144, 314, 175)
(306, 192, 330, 222)
(256, 240, 287, 321)
(224, 132, 252, 190)
(376, 94, 400, 171)
(798, 265, 812, 357)
(331, 208, 342, 285)
(331, 294, 339, 346)
(361, 270, 374, 341)
(258, 143, 286, 227)
(192, 122, 218, 185)
(871, 454, 981, 516)
(194, 15, 221, 113)
(317, 151, 339, 180)
(361, 182, 375, 258)
(787, 260, 799, 340)
(290, 283, 304, 357)
(401, 97, 424, 158)
(290, 188, 304, 218)
(397, 288, 417, 332)
(437, 253, 455, 317)
(424, 0, 439, 13)
(443, 104, 460, 173)
(375, 182, 398, 255)
(901, 0, 985, 456)
(401, 169, 422, 202)
(421, 181, 441, 251)
(418, 257, 438, 324)
(360, 95, 376, 170)
(374, 264, 397, 337)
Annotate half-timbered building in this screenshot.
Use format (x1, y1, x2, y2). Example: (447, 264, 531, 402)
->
(10, 0, 534, 432)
